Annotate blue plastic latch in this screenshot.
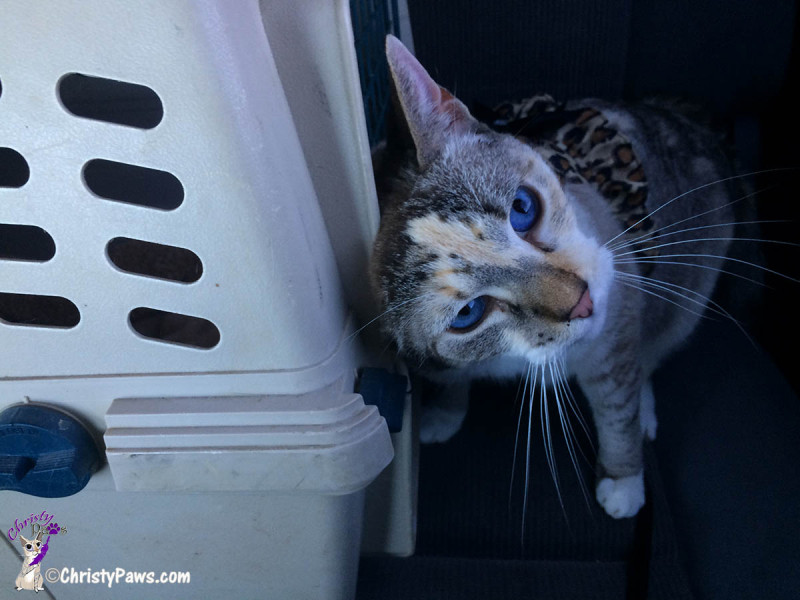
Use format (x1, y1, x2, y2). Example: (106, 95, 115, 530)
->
(0, 404, 101, 498)
(358, 368, 408, 433)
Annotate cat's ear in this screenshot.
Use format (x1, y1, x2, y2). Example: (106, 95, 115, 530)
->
(19, 535, 30, 546)
(385, 35, 478, 168)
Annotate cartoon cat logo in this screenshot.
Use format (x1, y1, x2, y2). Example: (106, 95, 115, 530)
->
(14, 522, 60, 593)
(15, 532, 44, 593)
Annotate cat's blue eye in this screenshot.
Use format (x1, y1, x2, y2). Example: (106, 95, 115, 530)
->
(450, 296, 487, 330)
(510, 186, 539, 232)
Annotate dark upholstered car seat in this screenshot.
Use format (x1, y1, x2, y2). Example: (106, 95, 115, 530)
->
(357, 3, 800, 598)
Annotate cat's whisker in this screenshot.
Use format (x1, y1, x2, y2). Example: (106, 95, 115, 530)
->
(614, 258, 767, 287)
(618, 253, 800, 285)
(554, 357, 595, 458)
(609, 218, 791, 254)
(618, 271, 719, 305)
(345, 293, 433, 344)
(377, 338, 397, 361)
(510, 105, 537, 138)
(550, 361, 592, 510)
(511, 362, 533, 512)
(615, 278, 715, 321)
(512, 120, 533, 139)
(614, 236, 800, 259)
(510, 361, 528, 415)
(603, 168, 795, 248)
(522, 363, 539, 542)
(616, 273, 720, 320)
(617, 272, 755, 346)
(606, 182, 783, 252)
(540, 363, 566, 519)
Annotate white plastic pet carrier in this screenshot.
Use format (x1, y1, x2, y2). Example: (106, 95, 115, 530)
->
(0, 1, 413, 598)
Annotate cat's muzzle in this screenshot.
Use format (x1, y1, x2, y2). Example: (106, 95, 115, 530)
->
(568, 288, 594, 320)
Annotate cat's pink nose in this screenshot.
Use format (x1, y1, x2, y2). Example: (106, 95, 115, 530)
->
(569, 288, 593, 320)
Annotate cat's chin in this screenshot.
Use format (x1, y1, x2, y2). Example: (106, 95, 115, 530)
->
(575, 299, 608, 342)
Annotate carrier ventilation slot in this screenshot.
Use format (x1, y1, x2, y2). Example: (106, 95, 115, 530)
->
(58, 73, 163, 129)
(0, 292, 80, 328)
(129, 307, 220, 349)
(83, 159, 183, 210)
(0, 224, 55, 261)
(0, 148, 30, 188)
(107, 237, 202, 283)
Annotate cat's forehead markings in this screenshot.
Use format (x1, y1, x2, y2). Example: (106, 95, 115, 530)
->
(437, 285, 468, 301)
(433, 267, 461, 285)
(406, 213, 518, 266)
(480, 204, 507, 220)
(469, 222, 486, 240)
(436, 267, 456, 276)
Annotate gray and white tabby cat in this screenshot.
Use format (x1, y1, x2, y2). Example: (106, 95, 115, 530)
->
(371, 35, 737, 518)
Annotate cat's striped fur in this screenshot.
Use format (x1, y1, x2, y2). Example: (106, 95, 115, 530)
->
(371, 36, 735, 518)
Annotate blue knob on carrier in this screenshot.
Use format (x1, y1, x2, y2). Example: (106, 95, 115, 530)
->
(358, 368, 408, 433)
(0, 404, 101, 497)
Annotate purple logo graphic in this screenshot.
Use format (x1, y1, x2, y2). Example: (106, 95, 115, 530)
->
(9, 512, 67, 593)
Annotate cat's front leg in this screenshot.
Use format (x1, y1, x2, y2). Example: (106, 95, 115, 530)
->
(15, 569, 26, 590)
(577, 364, 645, 519)
(420, 380, 470, 443)
(639, 378, 657, 441)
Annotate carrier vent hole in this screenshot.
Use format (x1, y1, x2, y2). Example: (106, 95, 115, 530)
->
(0, 292, 80, 328)
(129, 307, 220, 349)
(0, 224, 56, 261)
(107, 238, 202, 283)
(83, 159, 183, 210)
(0, 148, 30, 188)
(58, 73, 163, 129)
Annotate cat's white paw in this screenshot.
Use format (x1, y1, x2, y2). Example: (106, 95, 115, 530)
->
(596, 472, 645, 518)
(639, 380, 657, 441)
(419, 406, 466, 443)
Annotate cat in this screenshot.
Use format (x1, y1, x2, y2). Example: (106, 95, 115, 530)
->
(370, 35, 740, 519)
(15, 533, 45, 592)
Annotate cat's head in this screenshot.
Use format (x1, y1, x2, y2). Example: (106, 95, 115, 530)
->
(19, 534, 42, 558)
(371, 36, 614, 371)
